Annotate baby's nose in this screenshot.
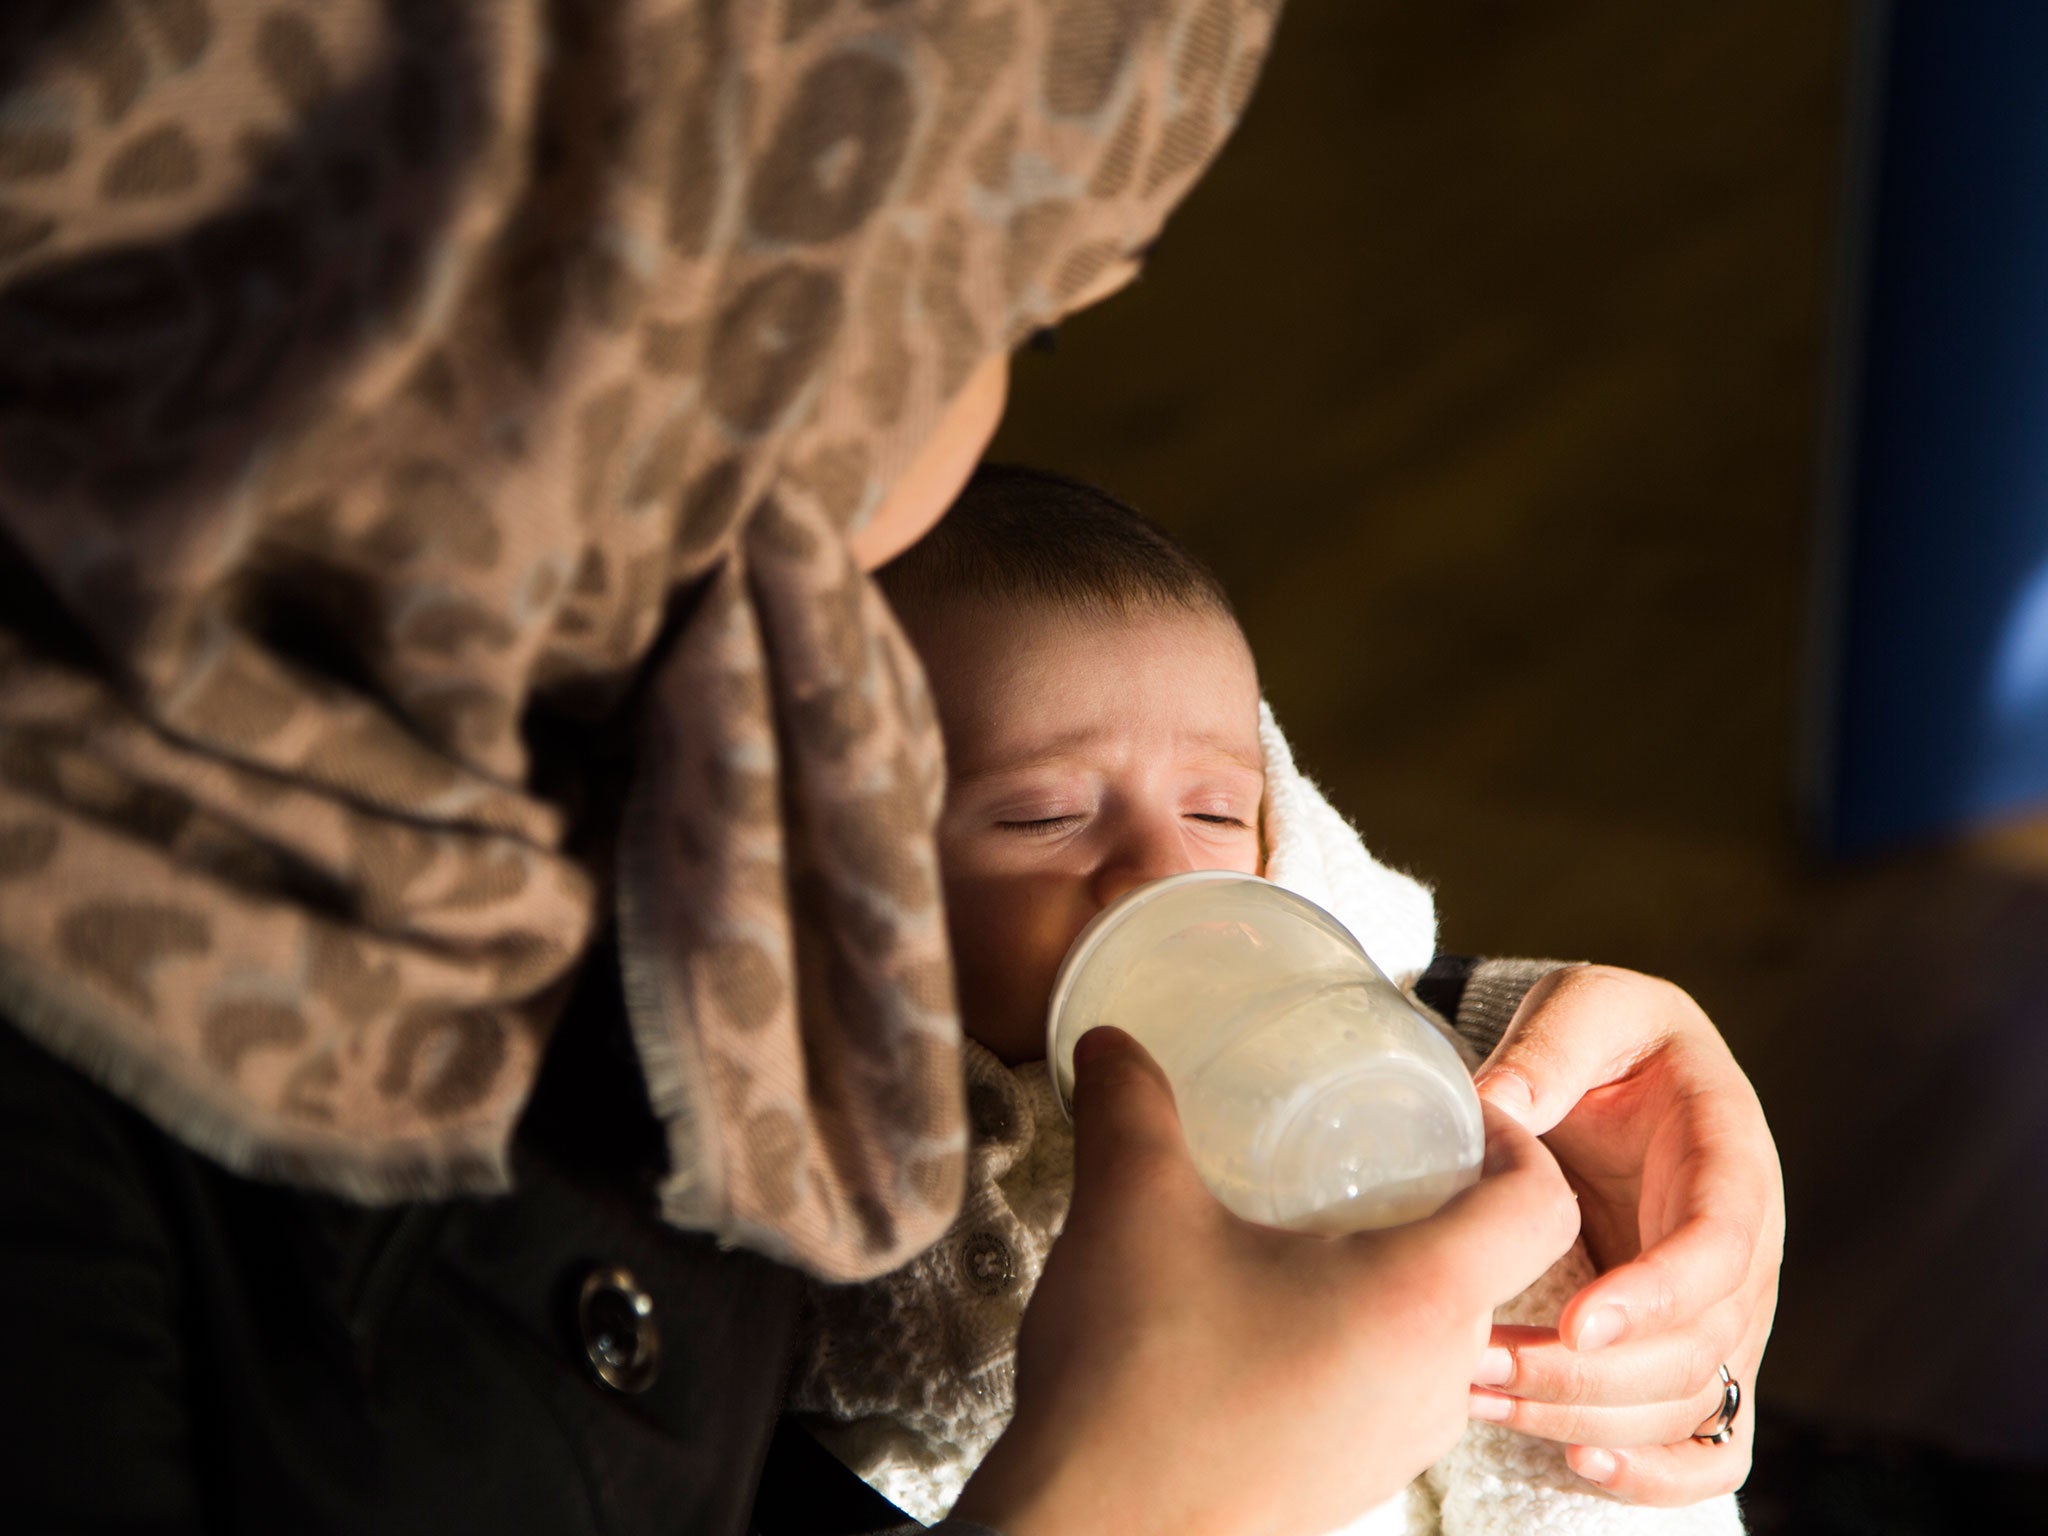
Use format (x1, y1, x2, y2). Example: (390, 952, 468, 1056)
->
(1093, 821, 1201, 909)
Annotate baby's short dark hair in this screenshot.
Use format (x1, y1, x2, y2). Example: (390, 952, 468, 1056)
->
(876, 463, 1235, 625)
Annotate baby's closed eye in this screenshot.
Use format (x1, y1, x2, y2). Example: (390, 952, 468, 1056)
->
(996, 814, 1087, 835)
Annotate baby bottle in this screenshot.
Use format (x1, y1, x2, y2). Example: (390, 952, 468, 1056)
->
(1046, 870, 1484, 1233)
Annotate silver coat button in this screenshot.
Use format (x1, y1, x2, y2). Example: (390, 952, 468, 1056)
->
(578, 1265, 660, 1394)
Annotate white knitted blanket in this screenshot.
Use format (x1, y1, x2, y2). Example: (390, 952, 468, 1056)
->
(790, 705, 1744, 1536)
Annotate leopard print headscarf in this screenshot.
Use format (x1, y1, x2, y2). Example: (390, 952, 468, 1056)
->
(0, 0, 1277, 1280)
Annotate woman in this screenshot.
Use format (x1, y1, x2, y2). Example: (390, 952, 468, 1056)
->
(0, 3, 1778, 1531)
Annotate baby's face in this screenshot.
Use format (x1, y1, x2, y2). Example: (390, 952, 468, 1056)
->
(912, 601, 1265, 1062)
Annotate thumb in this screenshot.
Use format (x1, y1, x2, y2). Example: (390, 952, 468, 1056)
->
(1472, 965, 1683, 1135)
(1068, 1026, 1207, 1212)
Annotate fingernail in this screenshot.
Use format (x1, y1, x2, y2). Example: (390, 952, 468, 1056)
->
(1571, 1446, 1618, 1485)
(1475, 1071, 1534, 1124)
(1472, 1347, 1515, 1387)
(1572, 1306, 1626, 1352)
(1467, 1390, 1514, 1423)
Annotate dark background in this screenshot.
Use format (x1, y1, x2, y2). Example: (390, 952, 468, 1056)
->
(994, 0, 2048, 1479)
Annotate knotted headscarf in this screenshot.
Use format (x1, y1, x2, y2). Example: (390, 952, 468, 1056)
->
(0, 0, 1276, 1279)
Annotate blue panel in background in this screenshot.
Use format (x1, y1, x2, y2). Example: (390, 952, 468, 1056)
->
(1818, 0, 2048, 850)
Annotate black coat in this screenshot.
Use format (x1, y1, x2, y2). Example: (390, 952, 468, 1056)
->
(0, 955, 915, 1536)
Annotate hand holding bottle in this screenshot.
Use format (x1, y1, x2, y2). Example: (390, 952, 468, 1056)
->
(955, 1026, 1580, 1536)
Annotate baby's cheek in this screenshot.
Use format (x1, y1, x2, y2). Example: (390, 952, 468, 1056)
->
(942, 869, 1087, 1063)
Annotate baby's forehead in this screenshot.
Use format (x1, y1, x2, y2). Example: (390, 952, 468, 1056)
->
(915, 594, 1264, 767)
(933, 594, 1251, 687)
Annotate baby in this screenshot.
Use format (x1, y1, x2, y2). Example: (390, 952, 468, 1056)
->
(788, 466, 1744, 1536)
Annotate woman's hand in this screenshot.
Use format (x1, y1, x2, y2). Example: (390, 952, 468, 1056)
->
(953, 1026, 1581, 1536)
(1465, 965, 1784, 1506)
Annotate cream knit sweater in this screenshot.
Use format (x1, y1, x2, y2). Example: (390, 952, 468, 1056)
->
(790, 705, 1745, 1536)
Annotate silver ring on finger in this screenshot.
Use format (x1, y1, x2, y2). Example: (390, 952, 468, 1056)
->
(1691, 1364, 1741, 1445)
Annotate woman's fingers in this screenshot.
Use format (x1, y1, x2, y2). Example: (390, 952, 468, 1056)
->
(1450, 961, 1779, 1501)
(1484, 1301, 1772, 1505)
(1562, 1420, 1756, 1506)
(1371, 1104, 1580, 1309)
(1558, 1206, 1770, 1350)
(1480, 963, 1782, 1348)
(1468, 1388, 1722, 1452)
(1068, 1025, 1185, 1172)
(1554, 1039, 1781, 1350)
(1467, 1316, 1750, 1447)
(1476, 1296, 1750, 1410)
(1064, 1024, 1220, 1253)
(1468, 1343, 1747, 1450)
(1472, 965, 1687, 1135)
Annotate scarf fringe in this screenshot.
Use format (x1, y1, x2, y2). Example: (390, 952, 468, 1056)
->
(614, 778, 730, 1234)
(0, 950, 513, 1204)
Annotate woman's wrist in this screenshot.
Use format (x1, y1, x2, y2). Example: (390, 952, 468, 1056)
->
(949, 1423, 1073, 1536)
(950, 1415, 1145, 1536)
